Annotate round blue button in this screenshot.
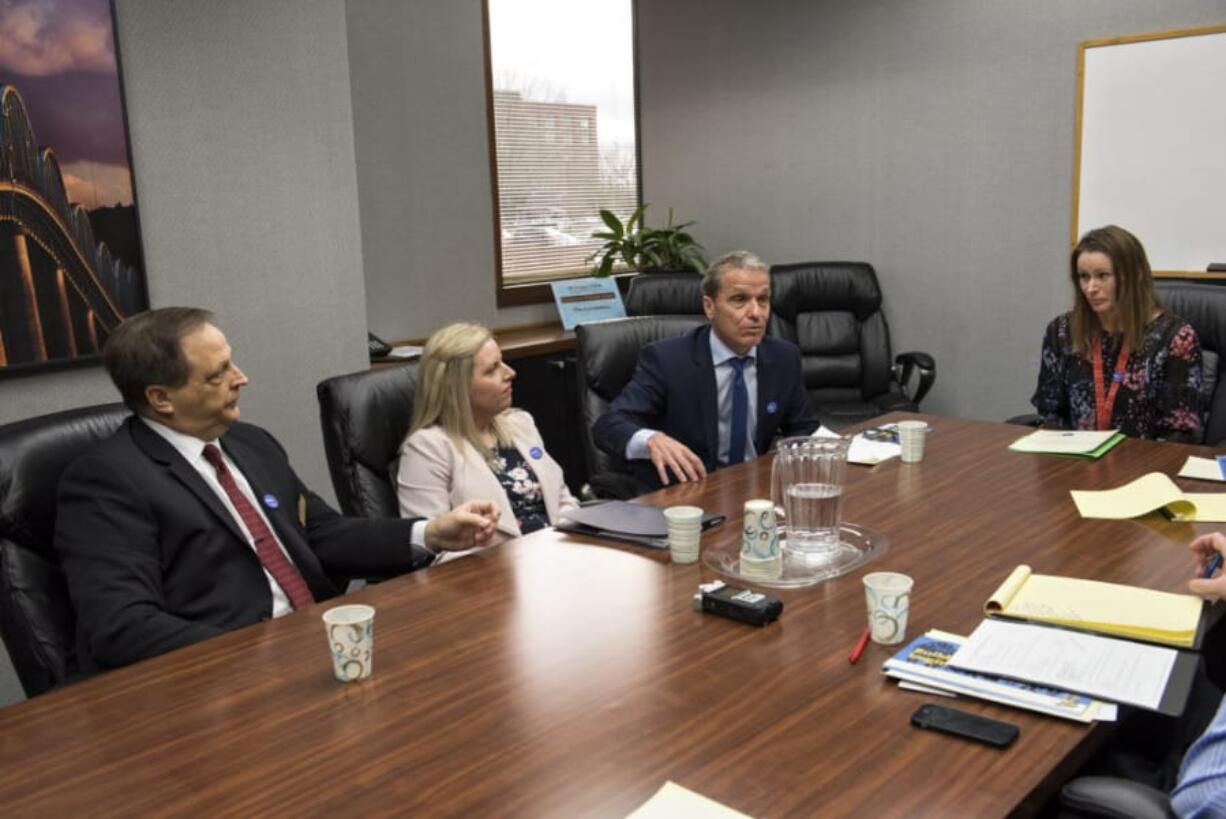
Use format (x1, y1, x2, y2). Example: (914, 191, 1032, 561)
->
(766, 401, 778, 414)
(529, 446, 543, 459)
(263, 494, 279, 509)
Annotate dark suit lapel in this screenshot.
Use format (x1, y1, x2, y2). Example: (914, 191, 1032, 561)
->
(755, 341, 781, 452)
(129, 419, 248, 546)
(219, 433, 320, 577)
(693, 326, 720, 467)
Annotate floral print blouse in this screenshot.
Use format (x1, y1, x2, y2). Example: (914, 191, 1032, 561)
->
(490, 446, 549, 534)
(1031, 311, 1204, 441)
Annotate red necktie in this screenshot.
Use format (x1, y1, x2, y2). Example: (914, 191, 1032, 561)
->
(202, 444, 315, 611)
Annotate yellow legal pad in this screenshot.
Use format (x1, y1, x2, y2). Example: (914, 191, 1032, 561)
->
(985, 565, 1203, 648)
(1070, 472, 1226, 522)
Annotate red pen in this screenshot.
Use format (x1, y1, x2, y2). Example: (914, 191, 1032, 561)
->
(848, 627, 871, 665)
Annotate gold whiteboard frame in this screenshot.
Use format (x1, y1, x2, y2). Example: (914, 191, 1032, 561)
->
(1072, 23, 1226, 279)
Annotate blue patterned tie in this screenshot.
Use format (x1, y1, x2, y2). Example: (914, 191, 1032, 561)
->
(728, 357, 749, 465)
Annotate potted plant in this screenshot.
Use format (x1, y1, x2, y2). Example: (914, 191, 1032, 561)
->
(588, 204, 707, 277)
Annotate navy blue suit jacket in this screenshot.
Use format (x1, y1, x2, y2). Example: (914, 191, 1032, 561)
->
(593, 325, 816, 490)
(55, 417, 431, 671)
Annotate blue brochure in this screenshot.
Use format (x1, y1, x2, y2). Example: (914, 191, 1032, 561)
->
(550, 277, 626, 330)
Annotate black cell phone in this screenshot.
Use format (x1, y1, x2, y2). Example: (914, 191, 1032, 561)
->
(910, 703, 1019, 748)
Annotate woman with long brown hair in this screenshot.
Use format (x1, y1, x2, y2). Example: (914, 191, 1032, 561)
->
(1031, 225, 1204, 441)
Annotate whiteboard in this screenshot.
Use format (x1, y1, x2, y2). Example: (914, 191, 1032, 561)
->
(1074, 25, 1226, 275)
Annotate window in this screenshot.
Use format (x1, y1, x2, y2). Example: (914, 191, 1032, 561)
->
(485, 0, 639, 304)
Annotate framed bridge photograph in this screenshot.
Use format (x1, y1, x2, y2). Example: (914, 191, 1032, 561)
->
(0, 0, 147, 377)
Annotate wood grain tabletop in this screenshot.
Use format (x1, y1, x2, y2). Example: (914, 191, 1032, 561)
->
(1, 413, 1219, 818)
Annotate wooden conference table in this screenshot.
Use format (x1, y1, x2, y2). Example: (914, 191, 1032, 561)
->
(0, 413, 1221, 817)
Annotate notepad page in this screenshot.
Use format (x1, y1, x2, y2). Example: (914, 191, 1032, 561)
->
(1170, 493, 1226, 523)
(1005, 574, 1202, 644)
(1070, 472, 1191, 519)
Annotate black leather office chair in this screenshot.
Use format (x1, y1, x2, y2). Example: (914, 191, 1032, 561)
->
(624, 272, 705, 316)
(1057, 776, 1174, 818)
(316, 364, 417, 519)
(769, 261, 935, 429)
(1156, 280, 1226, 446)
(574, 315, 708, 499)
(0, 402, 130, 698)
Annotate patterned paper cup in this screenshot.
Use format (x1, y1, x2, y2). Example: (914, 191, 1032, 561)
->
(323, 604, 375, 682)
(863, 572, 913, 645)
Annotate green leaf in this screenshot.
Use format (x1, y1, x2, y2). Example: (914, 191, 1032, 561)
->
(599, 209, 623, 236)
(626, 203, 649, 232)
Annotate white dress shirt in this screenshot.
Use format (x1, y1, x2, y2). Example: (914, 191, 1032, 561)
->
(142, 418, 296, 618)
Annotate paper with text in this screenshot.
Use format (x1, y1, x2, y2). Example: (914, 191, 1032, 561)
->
(949, 620, 1176, 710)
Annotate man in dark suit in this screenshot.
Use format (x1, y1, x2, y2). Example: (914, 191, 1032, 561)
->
(55, 307, 498, 672)
(594, 250, 815, 490)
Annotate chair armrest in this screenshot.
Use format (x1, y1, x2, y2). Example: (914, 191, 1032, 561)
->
(582, 471, 650, 501)
(893, 351, 936, 406)
(1059, 776, 1174, 819)
(1005, 413, 1045, 428)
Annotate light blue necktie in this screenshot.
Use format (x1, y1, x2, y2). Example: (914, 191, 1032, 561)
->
(728, 357, 749, 465)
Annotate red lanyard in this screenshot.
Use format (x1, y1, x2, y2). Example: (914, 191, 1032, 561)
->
(1091, 336, 1131, 430)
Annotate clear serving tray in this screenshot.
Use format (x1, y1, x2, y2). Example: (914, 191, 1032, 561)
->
(701, 522, 889, 589)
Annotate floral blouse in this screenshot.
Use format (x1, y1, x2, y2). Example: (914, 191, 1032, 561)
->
(1031, 311, 1204, 441)
(490, 446, 549, 534)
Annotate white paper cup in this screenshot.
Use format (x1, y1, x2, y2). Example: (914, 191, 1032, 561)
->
(323, 604, 375, 682)
(863, 572, 913, 645)
(897, 421, 927, 464)
(741, 499, 779, 561)
(664, 505, 704, 563)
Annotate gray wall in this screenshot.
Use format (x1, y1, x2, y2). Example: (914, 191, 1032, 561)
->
(0, 0, 368, 706)
(637, 0, 1226, 422)
(346, 0, 555, 340)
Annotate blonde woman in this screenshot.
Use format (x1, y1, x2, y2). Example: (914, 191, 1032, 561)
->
(397, 322, 578, 559)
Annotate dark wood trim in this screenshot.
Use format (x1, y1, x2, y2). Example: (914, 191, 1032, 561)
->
(486, 0, 645, 308)
(375, 320, 577, 368)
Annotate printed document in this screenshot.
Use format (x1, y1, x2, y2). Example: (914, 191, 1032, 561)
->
(949, 620, 1176, 710)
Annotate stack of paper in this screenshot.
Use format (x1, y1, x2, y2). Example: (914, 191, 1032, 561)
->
(1070, 472, 1226, 522)
(949, 620, 1187, 713)
(984, 565, 1204, 648)
(1008, 428, 1124, 458)
(882, 629, 1117, 722)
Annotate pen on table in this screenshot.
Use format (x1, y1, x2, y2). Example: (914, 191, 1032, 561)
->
(848, 627, 871, 665)
(1204, 553, 1223, 579)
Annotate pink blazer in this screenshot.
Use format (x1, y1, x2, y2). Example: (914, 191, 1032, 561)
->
(396, 409, 579, 545)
